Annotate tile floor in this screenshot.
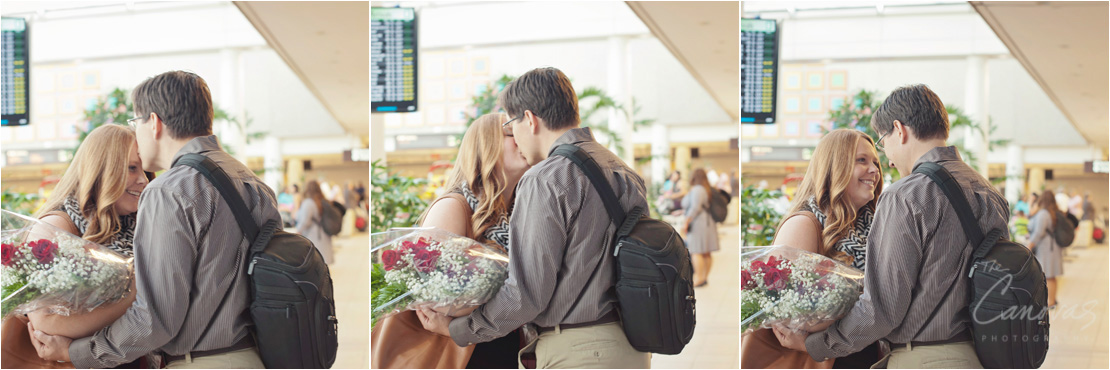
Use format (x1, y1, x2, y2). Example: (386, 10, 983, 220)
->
(1039, 241, 1110, 369)
(651, 224, 741, 369)
(329, 233, 370, 369)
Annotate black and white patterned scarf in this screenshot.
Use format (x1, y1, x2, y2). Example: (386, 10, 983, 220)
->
(803, 196, 872, 271)
(61, 195, 136, 257)
(456, 182, 512, 249)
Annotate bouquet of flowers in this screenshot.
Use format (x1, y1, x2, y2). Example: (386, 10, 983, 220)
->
(1, 209, 133, 317)
(371, 228, 509, 328)
(741, 245, 864, 335)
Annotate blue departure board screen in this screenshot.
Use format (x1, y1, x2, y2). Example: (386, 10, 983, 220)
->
(372, 8, 417, 113)
(2, 17, 29, 126)
(741, 18, 777, 124)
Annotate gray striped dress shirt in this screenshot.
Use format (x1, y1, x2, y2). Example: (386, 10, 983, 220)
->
(70, 136, 281, 368)
(805, 146, 1010, 361)
(448, 127, 649, 347)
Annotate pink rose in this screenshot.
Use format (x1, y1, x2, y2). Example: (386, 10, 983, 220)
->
(28, 239, 58, 265)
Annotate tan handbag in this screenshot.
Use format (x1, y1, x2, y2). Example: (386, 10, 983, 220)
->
(371, 311, 474, 369)
(1, 315, 75, 369)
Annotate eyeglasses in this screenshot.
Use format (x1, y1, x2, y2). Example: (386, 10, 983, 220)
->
(501, 115, 520, 136)
(127, 116, 145, 129)
(875, 132, 889, 151)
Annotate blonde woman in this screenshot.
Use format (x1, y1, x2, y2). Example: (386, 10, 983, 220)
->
(296, 180, 334, 265)
(2, 124, 149, 368)
(741, 129, 883, 369)
(684, 168, 719, 287)
(372, 112, 531, 369)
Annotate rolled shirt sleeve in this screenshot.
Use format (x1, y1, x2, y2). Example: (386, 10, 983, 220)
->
(70, 188, 196, 368)
(449, 175, 568, 346)
(805, 190, 922, 362)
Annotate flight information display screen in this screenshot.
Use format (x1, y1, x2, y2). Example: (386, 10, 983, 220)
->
(2, 17, 29, 126)
(372, 7, 417, 113)
(741, 18, 778, 124)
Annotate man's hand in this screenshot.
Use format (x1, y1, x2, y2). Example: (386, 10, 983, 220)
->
(27, 322, 73, 362)
(772, 326, 809, 352)
(416, 307, 453, 337)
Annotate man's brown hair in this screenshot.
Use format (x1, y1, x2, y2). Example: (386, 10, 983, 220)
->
(132, 70, 214, 139)
(499, 67, 579, 130)
(870, 84, 949, 141)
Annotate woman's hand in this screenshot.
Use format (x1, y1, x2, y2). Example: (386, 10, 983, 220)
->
(27, 321, 72, 362)
(433, 305, 477, 318)
(772, 325, 809, 352)
(415, 307, 453, 338)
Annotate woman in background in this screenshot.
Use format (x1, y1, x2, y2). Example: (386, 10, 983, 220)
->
(296, 180, 334, 265)
(683, 168, 719, 287)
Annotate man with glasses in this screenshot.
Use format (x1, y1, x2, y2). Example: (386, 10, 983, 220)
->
(418, 67, 652, 368)
(30, 71, 279, 368)
(775, 84, 1009, 368)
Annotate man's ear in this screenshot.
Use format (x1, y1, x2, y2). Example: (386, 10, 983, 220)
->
(150, 112, 164, 140)
(524, 110, 541, 135)
(892, 120, 907, 144)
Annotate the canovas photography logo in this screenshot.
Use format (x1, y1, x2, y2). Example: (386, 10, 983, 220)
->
(971, 261, 1096, 343)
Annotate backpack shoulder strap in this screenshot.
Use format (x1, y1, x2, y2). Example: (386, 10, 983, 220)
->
(172, 153, 261, 247)
(551, 144, 640, 239)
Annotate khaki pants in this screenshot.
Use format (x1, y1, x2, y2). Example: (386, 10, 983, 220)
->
(871, 341, 982, 369)
(165, 347, 265, 369)
(519, 322, 651, 369)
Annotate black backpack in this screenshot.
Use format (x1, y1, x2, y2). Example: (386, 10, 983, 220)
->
(1053, 210, 1075, 248)
(915, 163, 1048, 369)
(175, 154, 338, 369)
(320, 200, 344, 236)
(707, 188, 731, 223)
(552, 144, 696, 355)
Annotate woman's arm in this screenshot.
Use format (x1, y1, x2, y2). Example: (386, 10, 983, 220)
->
(683, 187, 708, 232)
(419, 196, 471, 317)
(1028, 210, 1051, 249)
(773, 215, 822, 254)
(27, 279, 137, 339)
(295, 199, 314, 234)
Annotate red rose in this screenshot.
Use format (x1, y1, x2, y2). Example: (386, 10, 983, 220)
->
(750, 260, 767, 273)
(763, 267, 789, 291)
(766, 255, 782, 268)
(816, 260, 836, 276)
(1, 243, 15, 266)
(741, 270, 754, 289)
(413, 249, 440, 273)
(381, 250, 402, 271)
(28, 239, 58, 265)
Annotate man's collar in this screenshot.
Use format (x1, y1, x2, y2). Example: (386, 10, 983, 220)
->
(546, 127, 594, 156)
(911, 146, 961, 171)
(170, 135, 222, 166)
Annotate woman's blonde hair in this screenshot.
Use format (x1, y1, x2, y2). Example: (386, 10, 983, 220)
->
(304, 180, 326, 218)
(37, 124, 137, 244)
(421, 113, 512, 243)
(780, 129, 883, 255)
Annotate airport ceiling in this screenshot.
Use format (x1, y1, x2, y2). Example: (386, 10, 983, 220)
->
(235, 1, 370, 140)
(627, 1, 740, 122)
(972, 1, 1109, 150)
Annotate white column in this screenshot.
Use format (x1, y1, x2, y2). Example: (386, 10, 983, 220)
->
(219, 48, 248, 164)
(607, 35, 634, 166)
(963, 56, 990, 177)
(651, 123, 670, 186)
(371, 114, 387, 166)
(1005, 143, 1024, 204)
(264, 136, 283, 192)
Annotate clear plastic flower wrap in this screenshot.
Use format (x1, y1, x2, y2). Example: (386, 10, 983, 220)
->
(1, 209, 133, 317)
(741, 245, 864, 335)
(371, 227, 509, 329)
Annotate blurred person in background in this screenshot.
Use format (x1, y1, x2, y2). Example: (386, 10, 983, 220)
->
(684, 168, 719, 287)
(1028, 191, 1063, 308)
(297, 180, 334, 265)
